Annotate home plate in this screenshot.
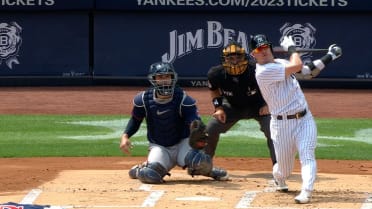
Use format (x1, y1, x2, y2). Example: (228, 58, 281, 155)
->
(175, 196, 221, 201)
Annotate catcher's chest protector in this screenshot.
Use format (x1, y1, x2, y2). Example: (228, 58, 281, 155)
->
(143, 88, 184, 146)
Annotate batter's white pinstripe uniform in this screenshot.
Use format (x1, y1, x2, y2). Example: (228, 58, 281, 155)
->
(255, 58, 317, 192)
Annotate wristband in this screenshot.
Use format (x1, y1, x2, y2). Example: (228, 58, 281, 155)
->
(321, 53, 333, 65)
(288, 46, 297, 56)
(313, 59, 325, 71)
(301, 65, 311, 75)
(212, 97, 223, 109)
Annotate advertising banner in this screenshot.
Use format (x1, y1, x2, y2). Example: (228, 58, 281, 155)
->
(96, 0, 372, 12)
(0, 13, 90, 77)
(94, 12, 372, 86)
(0, 0, 94, 11)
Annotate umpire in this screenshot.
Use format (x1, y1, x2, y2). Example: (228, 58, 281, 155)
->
(205, 41, 277, 166)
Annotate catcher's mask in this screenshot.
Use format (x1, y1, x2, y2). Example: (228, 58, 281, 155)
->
(249, 34, 273, 53)
(222, 41, 248, 75)
(148, 61, 178, 97)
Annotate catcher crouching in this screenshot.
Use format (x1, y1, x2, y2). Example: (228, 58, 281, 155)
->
(120, 61, 229, 184)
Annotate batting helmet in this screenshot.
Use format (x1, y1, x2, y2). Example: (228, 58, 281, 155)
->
(249, 34, 273, 53)
(221, 41, 248, 75)
(148, 62, 178, 97)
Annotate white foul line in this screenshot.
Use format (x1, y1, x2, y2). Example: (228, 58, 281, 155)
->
(140, 184, 164, 207)
(21, 185, 371, 209)
(239, 207, 361, 209)
(23, 184, 164, 208)
(139, 184, 152, 191)
(141, 190, 165, 207)
(175, 196, 220, 201)
(360, 192, 372, 209)
(235, 191, 260, 209)
(47, 206, 141, 209)
(19, 189, 42, 204)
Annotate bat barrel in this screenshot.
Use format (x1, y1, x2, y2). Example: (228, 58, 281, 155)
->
(273, 46, 328, 53)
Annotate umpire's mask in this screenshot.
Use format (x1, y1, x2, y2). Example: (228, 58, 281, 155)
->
(222, 41, 248, 75)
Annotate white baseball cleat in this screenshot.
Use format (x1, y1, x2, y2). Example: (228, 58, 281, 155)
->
(274, 179, 288, 192)
(294, 190, 312, 204)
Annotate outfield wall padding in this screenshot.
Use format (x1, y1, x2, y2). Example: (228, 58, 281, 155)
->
(0, 0, 371, 88)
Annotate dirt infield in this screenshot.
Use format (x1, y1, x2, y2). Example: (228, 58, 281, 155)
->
(0, 87, 372, 209)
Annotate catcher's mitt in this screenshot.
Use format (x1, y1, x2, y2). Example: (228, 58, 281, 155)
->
(189, 120, 208, 149)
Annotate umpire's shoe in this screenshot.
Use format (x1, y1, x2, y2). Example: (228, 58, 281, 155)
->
(209, 167, 229, 181)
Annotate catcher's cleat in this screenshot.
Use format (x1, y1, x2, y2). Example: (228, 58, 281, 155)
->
(294, 190, 312, 204)
(208, 167, 229, 181)
(274, 179, 288, 192)
(128, 164, 141, 179)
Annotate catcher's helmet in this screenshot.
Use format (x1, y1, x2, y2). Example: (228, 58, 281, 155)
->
(249, 34, 273, 52)
(148, 61, 178, 97)
(221, 41, 248, 75)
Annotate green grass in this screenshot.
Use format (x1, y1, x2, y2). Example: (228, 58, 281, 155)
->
(0, 115, 371, 160)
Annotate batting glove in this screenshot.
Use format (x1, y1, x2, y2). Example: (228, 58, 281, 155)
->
(327, 44, 342, 60)
(280, 36, 296, 51)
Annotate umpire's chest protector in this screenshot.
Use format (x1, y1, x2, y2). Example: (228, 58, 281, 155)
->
(143, 88, 185, 147)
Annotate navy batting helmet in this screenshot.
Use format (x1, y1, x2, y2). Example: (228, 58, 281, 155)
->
(249, 34, 273, 52)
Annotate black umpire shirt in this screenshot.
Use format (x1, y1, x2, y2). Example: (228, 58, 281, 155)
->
(207, 63, 266, 110)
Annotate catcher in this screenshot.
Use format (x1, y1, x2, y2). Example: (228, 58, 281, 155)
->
(119, 61, 229, 184)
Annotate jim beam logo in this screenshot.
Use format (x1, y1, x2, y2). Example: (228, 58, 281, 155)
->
(0, 22, 22, 69)
(162, 21, 250, 63)
(279, 23, 316, 59)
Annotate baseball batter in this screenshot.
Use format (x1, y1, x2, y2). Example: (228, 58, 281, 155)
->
(119, 61, 228, 184)
(250, 34, 342, 204)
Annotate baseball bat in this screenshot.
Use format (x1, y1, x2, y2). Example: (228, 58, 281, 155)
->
(273, 46, 328, 53)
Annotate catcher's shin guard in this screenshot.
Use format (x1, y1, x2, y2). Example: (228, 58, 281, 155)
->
(136, 162, 169, 184)
(184, 149, 213, 177)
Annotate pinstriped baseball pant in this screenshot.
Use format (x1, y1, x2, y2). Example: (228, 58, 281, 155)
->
(271, 111, 317, 191)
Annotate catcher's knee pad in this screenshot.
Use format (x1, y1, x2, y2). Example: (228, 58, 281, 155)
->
(184, 149, 212, 176)
(137, 162, 168, 184)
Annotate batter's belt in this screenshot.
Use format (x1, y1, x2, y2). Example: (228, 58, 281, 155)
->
(276, 109, 307, 120)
